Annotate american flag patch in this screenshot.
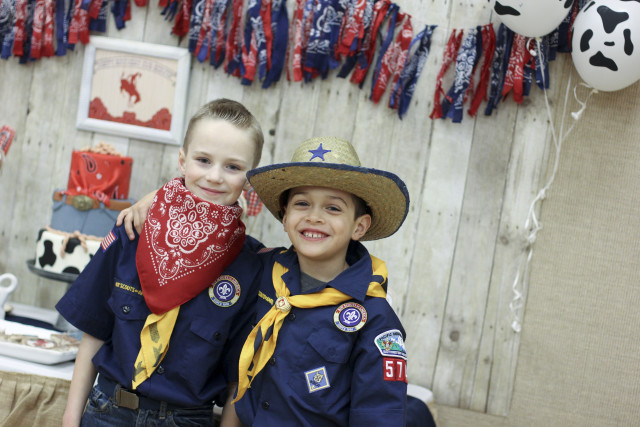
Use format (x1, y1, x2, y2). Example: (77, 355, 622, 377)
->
(101, 230, 117, 251)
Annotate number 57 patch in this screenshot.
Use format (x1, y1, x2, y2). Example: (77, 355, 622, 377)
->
(383, 357, 407, 382)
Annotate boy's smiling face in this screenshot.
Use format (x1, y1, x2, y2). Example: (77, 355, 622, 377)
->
(179, 118, 255, 206)
(282, 186, 371, 278)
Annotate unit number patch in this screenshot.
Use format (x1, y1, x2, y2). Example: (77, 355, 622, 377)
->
(383, 357, 407, 382)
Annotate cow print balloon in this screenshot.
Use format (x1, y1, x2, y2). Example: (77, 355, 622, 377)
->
(493, 0, 574, 37)
(572, 0, 640, 91)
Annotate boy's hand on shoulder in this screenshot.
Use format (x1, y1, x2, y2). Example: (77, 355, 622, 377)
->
(257, 247, 277, 254)
(116, 190, 158, 240)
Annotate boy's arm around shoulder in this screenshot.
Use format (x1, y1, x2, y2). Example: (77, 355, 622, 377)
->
(349, 297, 408, 426)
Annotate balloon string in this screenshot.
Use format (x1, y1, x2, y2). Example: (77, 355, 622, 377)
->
(571, 83, 598, 121)
(509, 38, 594, 333)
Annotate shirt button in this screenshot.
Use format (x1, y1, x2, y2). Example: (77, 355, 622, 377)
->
(269, 357, 276, 366)
(121, 305, 131, 314)
(261, 401, 270, 409)
(214, 332, 221, 340)
(287, 313, 296, 321)
(156, 365, 165, 375)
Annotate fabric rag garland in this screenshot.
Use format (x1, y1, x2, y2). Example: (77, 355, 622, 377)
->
(0, 0, 583, 119)
(430, 22, 564, 122)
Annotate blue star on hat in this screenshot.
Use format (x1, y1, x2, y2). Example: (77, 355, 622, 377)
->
(308, 143, 331, 161)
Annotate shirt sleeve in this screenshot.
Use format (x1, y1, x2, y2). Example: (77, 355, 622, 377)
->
(55, 226, 125, 341)
(348, 298, 408, 426)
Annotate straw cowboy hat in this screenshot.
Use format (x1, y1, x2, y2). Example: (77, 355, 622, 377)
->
(246, 136, 410, 241)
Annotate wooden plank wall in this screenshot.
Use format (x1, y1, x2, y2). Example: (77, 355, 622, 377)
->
(0, 0, 571, 416)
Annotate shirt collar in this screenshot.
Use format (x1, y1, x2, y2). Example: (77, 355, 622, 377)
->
(274, 241, 376, 302)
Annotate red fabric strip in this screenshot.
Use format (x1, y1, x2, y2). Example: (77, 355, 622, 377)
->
(429, 29, 462, 119)
(30, 0, 46, 59)
(12, 0, 28, 57)
(468, 24, 496, 117)
(350, 0, 391, 85)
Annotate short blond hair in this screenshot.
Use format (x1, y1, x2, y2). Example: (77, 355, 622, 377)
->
(183, 99, 264, 168)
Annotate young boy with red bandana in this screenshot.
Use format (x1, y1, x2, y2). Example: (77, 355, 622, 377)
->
(56, 99, 264, 427)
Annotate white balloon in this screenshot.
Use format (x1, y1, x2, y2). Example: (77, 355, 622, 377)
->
(493, 0, 574, 37)
(571, 0, 640, 91)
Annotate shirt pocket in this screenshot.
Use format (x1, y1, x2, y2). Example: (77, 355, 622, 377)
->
(286, 328, 354, 410)
(178, 315, 229, 390)
(108, 290, 151, 329)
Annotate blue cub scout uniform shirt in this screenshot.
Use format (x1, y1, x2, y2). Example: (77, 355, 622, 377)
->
(235, 241, 408, 427)
(56, 225, 262, 407)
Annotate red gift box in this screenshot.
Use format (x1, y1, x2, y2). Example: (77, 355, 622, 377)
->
(66, 150, 133, 202)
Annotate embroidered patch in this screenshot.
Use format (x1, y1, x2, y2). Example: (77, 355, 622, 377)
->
(304, 366, 330, 393)
(383, 357, 407, 382)
(333, 302, 367, 332)
(101, 230, 117, 252)
(208, 275, 241, 307)
(374, 329, 407, 360)
(115, 281, 143, 296)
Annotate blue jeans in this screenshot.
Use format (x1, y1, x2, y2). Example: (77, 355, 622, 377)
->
(81, 384, 216, 426)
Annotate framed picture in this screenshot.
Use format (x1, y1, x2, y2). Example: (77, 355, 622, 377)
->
(76, 36, 191, 146)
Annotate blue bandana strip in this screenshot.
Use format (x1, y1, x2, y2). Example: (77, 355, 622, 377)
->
(303, 0, 346, 81)
(0, 0, 17, 59)
(261, 0, 288, 88)
(484, 24, 513, 116)
(388, 24, 436, 119)
(438, 28, 479, 123)
(188, 0, 205, 53)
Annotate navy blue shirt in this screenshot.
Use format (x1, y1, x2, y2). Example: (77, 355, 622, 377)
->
(56, 225, 262, 407)
(235, 241, 408, 426)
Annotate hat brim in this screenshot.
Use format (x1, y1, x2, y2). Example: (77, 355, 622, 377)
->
(247, 162, 410, 241)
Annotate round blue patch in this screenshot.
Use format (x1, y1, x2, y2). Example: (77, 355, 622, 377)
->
(334, 302, 367, 332)
(209, 275, 240, 307)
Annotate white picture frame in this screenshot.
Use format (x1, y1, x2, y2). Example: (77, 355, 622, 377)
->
(76, 36, 191, 146)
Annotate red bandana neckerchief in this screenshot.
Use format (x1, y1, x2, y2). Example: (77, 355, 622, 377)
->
(136, 177, 246, 314)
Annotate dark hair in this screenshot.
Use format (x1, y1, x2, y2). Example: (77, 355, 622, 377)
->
(183, 98, 264, 168)
(279, 189, 371, 220)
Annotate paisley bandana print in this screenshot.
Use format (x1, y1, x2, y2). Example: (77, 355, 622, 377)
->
(440, 27, 479, 123)
(136, 177, 245, 314)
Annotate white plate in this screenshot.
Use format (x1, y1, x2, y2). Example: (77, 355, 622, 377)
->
(0, 320, 78, 365)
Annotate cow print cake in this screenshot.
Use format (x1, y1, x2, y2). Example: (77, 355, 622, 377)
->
(34, 228, 102, 275)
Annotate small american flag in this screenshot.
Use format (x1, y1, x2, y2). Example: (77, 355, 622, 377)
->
(243, 187, 263, 216)
(101, 230, 117, 252)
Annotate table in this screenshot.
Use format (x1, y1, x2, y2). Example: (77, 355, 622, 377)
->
(0, 303, 74, 426)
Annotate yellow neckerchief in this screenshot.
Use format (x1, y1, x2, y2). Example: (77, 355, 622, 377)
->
(234, 255, 388, 403)
(132, 306, 180, 389)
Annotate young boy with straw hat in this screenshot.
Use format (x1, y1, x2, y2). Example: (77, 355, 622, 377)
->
(229, 136, 410, 426)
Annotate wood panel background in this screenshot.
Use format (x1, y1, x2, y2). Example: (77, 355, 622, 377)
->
(0, 0, 572, 416)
